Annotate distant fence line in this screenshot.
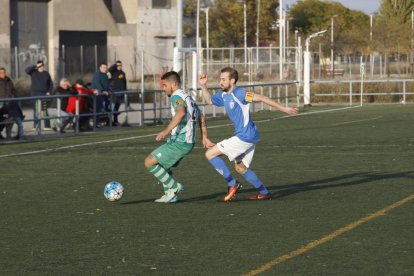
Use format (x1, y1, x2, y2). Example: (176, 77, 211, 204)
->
(1, 45, 413, 86)
(1, 80, 413, 142)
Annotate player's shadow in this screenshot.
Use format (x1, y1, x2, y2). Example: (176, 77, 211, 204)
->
(181, 170, 414, 203)
(120, 171, 414, 204)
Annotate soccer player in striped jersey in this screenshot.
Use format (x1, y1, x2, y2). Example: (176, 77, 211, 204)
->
(144, 71, 214, 203)
(199, 67, 298, 201)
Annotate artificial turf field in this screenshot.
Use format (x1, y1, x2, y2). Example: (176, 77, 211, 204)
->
(0, 104, 413, 275)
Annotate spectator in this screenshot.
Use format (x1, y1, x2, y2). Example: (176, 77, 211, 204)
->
(70, 79, 98, 131)
(109, 60, 127, 126)
(0, 68, 24, 140)
(48, 78, 77, 133)
(25, 61, 53, 131)
(91, 63, 110, 127)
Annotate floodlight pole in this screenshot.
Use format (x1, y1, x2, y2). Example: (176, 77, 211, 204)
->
(236, 0, 247, 65)
(244, 2, 247, 65)
(195, 0, 201, 91)
(279, 0, 283, 81)
(330, 15, 337, 79)
(304, 30, 327, 106)
(176, 0, 183, 73)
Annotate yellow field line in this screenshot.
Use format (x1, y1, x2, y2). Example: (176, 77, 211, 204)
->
(331, 116, 382, 126)
(244, 193, 414, 276)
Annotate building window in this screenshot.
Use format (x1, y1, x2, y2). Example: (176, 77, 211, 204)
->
(152, 0, 171, 9)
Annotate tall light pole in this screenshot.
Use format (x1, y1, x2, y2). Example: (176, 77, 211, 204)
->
(175, 0, 184, 73)
(201, 8, 209, 63)
(256, 0, 260, 69)
(370, 14, 373, 42)
(236, 1, 247, 64)
(411, 10, 413, 73)
(331, 14, 337, 78)
(194, 0, 200, 91)
(279, 0, 284, 81)
(243, 2, 247, 65)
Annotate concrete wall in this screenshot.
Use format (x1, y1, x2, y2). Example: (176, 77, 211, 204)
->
(0, 0, 11, 71)
(112, 0, 138, 24)
(48, 0, 122, 78)
(137, 0, 177, 75)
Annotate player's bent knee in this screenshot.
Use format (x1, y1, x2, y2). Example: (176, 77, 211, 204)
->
(205, 149, 215, 160)
(235, 162, 247, 174)
(144, 155, 156, 169)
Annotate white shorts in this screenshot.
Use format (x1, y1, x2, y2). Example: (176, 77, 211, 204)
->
(217, 136, 256, 167)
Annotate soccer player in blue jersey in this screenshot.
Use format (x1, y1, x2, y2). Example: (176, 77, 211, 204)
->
(199, 67, 298, 201)
(145, 71, 214, 203)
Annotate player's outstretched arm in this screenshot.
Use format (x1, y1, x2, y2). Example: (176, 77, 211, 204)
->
(156, 106, 186, 141)
(253, 93, 299, 115)
(199, 74, 212, 105)
(198, 114, 215, 148)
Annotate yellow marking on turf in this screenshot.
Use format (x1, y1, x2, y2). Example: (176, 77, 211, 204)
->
(244, 193, 414, 276)
(331, 116, 382, 126)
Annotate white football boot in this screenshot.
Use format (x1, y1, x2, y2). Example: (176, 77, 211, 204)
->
(153, 183, 183, 203)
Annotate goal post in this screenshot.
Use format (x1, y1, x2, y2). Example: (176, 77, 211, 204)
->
(173, 47, 201, 94)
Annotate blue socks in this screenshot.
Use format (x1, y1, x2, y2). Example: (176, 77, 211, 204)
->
(209, 157, 237, 187)
(209, 157, 269, 194)
(242, 169, 269, 195)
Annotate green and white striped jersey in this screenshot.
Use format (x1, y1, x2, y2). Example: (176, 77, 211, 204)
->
(169, 89, 200, 144)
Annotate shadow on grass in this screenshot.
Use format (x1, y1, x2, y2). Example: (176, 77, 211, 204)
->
(121, 171, 414, 205)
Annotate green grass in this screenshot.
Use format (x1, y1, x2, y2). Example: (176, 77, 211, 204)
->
(1, 105, 413, 275)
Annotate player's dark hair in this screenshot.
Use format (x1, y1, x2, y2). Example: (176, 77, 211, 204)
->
(220, 67, 238, 84)
(161, 71, 181, 85)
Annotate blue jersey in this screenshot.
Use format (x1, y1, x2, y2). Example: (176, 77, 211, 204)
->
(211, 87, 259, 143)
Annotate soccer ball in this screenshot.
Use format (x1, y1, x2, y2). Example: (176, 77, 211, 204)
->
(104, 181, 124, 201)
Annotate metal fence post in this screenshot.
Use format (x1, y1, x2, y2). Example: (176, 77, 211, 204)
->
(260, 86, 264, 111)
(94, 44, 98, 70)
(349, 81, 353, 106)
(124, 92, 129, 125)
(140, 50, 145, 126)
(80, 45, 84, 76)
(93, 94, 97, 130)
(75, 96, 80, 134)
(57, 97, 61, 133)
(62, 44, 66, 78)
(14, 46, 18, 78)
(403, 80, 406, 104)
(285, 84, 289, 107)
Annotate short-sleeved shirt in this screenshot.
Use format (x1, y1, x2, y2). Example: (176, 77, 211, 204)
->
(169, 89, 200, 144)
(211, 87, 259, 144)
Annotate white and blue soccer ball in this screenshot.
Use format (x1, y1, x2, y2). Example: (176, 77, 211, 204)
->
(104, 181, 124, 201)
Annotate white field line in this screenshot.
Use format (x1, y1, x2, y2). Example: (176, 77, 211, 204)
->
(0, 106, 361, 159)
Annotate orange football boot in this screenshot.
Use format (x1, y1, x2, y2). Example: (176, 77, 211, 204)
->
(224, 182, 242, 202)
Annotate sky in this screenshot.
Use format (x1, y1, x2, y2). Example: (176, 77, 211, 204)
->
(283, 0, 382, 15)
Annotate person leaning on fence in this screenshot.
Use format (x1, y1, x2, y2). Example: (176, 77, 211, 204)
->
(71, 79, 98, 131)
(109, 60, 127, 126)
(25, 61, 53, 131)
(48, 78, 77, 133)
(91, 63, 111, 127)
(0, 67, 25, 140)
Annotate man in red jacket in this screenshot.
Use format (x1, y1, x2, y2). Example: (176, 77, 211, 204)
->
(69, 79, 98, 130)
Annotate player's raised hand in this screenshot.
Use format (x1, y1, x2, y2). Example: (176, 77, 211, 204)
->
(284, 106, 299, 115)
(202, 137, 215, 148)
(199, 74, 208, 87)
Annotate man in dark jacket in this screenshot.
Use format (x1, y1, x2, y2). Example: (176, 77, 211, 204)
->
(48, 78, 77, 133)
(91, 63, 110, 127)
(25, 61, 53, 131)
(109, 60, 127, 126)
(0, 68, 24, 140)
